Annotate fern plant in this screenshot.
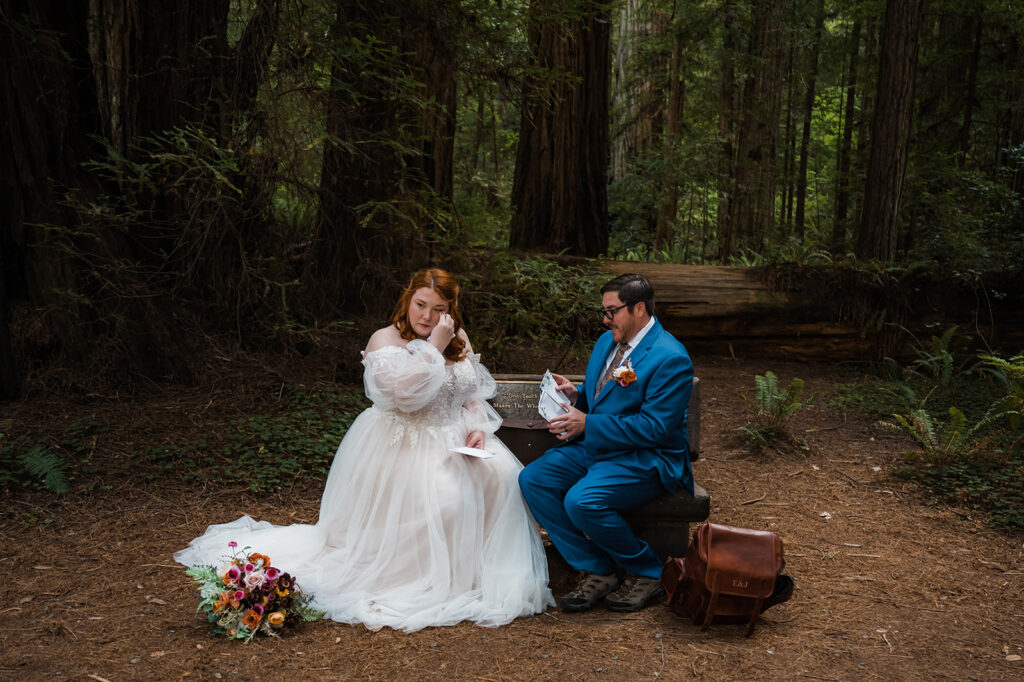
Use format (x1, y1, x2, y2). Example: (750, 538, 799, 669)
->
(881, 405, 1005, 465)
(979, 352, 1024, 436)
(740, 371, 815, 447)
(0, 434, 70, 494)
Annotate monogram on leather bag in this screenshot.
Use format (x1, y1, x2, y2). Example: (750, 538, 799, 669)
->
(661, 521, 795, 636)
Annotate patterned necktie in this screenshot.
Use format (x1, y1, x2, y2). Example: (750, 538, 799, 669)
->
(596, 343, 630, 397)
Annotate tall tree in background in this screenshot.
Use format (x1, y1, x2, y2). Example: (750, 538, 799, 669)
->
(0, 259, 16, 399)
(611, 0, 668, 181)
(0, 0, 275, 383)
(858, 0, 924, 262)
(833, 19, 862, 246)
(655, 13, 686, 251)
(794, 0, 825, 238)
(311, 0, 461, 314)
(510, 0, 611, 257)
(722, 0, 788, 258)
(716, 0, 740, 258)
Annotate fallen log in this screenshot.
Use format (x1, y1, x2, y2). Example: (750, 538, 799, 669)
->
(602, 262, 1024, 361)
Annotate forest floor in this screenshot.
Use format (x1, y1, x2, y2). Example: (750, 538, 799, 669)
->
(1, 352, 1023, 681)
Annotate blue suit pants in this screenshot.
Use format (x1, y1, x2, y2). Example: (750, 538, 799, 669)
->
(519, 447, 665, 579)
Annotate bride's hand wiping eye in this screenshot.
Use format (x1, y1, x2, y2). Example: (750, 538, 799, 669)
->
(429, 312, 456, 351)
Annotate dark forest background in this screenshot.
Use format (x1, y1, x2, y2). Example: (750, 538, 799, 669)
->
(3, 0, 1023, 400)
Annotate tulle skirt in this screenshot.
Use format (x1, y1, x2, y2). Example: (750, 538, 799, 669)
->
(174, 407, 554, 632)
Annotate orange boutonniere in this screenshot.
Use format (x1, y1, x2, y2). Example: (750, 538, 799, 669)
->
(612, 359, 637, 387)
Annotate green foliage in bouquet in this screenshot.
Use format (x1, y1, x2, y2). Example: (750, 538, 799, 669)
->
(185, 543, 323, 642)
(740, 371, 815, 447)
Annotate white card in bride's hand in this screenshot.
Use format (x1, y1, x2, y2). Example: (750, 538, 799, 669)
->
(538, 369, 570, 421)
(452, 446, 496, 459)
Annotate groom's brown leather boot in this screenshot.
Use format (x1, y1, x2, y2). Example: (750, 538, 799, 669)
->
(559, 571, 620, 612)
(604, 573, 663, 612)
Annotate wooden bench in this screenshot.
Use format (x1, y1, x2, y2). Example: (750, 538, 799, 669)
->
(491, 374, 710, 561)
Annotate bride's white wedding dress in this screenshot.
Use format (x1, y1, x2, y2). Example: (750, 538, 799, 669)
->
(174, 340, 553, 631)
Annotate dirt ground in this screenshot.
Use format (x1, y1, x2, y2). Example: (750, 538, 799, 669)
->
(2, 353, 1023, 681)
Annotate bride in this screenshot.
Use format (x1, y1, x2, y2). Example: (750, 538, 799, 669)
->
(175, 268, 553, 631)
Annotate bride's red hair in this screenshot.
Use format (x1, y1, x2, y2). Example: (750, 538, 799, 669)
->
(392, 268, 467, 362)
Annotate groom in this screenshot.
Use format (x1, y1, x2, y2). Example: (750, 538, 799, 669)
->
(519, 273, 694, 613)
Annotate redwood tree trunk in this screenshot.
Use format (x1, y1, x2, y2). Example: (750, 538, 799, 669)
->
(655, 29, 685, 252)
(726, 0, 788, 257)
(310, 0, 461, 315)
(716, 0, 739, 259)
(510, 0, 611, 257)
(0, 260, 17, 400)
(834, 20, 862, 245)
(795, 0, 825, 238)
(858, 0, 924, 262)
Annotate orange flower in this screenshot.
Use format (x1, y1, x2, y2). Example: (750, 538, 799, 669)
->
(275, 587, 290, 598)
(214, 592, 231, 612)
(266, 611, 286, 628)
(612, 360, 637, 387)
(242, 609, 262, 630)
(247, 553, 272, 568)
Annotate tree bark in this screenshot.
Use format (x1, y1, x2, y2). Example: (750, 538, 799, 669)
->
(833, 20, 862, 246)
(310, 0, 461, 315)
(725, 0, 788, 257)
(958, 12, 983, 168)
(0, 258, 18, 400)
(611, 0, 667, 182)
(780, 46, 796, 234)
(655, 28, 685, 252)
(857, 0, 924, 262)
(716, 0, 739, 258)
(794, 0, 825, 238)
(510, 0, 611, 257)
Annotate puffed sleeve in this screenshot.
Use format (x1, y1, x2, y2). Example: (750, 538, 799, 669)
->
(455, 354, 504, 436)
(362, 340, 446, 412)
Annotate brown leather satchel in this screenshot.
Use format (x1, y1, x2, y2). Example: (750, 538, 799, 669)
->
(661, 521, 794, 636)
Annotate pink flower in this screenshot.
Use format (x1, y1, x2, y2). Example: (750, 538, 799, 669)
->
(265, 567, 279, 580)
(244, 563, 255, 572)
(227, 567, 241, 581)
(228, 541, 238, 548)
(252, 603, 265, 615)
(233, 589, 245, 601)
(244, 571, 266, 590)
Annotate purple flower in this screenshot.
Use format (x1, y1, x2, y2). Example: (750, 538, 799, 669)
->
(252, 603, 264, 615)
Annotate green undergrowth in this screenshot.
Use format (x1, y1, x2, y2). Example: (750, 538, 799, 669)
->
(0, 416, 108, 494)
(140, 385, 369, 493)
(831, 337, 1024, 530)
(894, 449, 1024, 530)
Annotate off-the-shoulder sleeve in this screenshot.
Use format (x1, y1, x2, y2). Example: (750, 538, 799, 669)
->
(362, 340, 446, 412)
(457, 354, 504, 436)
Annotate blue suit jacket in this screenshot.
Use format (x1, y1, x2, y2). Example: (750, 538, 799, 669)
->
(572, 318, 694, 494)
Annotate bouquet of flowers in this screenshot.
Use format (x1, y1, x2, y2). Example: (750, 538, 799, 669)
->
(185, 541, 324, 642)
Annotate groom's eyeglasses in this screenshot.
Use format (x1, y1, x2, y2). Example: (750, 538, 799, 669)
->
(598, 303, 629, 320)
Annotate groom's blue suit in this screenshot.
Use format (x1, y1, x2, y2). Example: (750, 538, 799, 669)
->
(519, 318, 694, 579)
